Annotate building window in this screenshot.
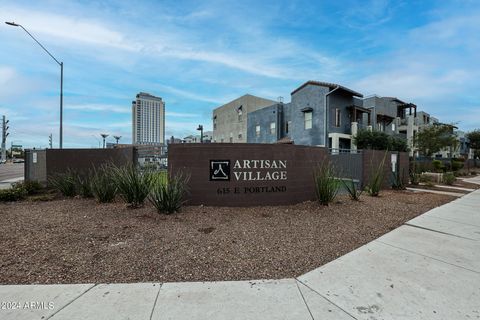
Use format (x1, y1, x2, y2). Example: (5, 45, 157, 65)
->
(238, 132, 242, 139)
(238, 109, 243, 122)
(304, 111, 312, 130)
(213, 116, 217, 130)
(335, 108, 341, 127)
(255, 125, 260, 137)
(270, 122, 276, 134)
(285, 121, 291, 134)
(392, 123, 396, 131)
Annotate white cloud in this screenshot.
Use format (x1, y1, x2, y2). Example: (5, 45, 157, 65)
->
(66, 103, 130, 114)
(1, 6, 139, 51)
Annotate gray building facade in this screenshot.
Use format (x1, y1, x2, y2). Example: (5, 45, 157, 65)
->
(212, 94, 277, 143)
(247, 81, 364, 150)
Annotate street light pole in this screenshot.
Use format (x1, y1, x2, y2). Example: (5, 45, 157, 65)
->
(197, 125, 204, 143)
(5, 21, 64, 149)
(100, 133, 109, 149)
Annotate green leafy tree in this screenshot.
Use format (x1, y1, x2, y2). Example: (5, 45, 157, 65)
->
(466, 129, 480, 165)
(353, 130, 408, 152)
(414, 123, 456, 157)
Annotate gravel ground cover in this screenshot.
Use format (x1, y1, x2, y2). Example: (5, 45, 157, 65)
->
(0, 190, 454, 285)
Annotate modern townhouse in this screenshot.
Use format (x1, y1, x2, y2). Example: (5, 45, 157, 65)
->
(213, 80, 440, 154)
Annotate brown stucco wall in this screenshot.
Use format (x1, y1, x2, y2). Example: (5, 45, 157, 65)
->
(362, 150, 409, 188)
(168, 143, 329, 206)
(46, 147, 136, 179)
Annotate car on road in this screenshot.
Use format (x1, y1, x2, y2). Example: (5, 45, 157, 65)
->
(12, 158, 25, 164)
(0, 159, 6, 164)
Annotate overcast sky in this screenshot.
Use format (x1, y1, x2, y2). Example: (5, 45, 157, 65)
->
(1, 0, 479, 148)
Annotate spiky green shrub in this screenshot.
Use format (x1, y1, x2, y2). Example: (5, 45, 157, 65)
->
(341, 178, 363, 201)
(442, 172, 456, 185)
(391, 170, 406, 190)
(313, 162, 340, 206)
(74, 172, 93, 198)
(149, 171, 189, 214)
(90, 165, 117, 203)
(365, 155, 386, 196)
(49, 170, 77, 197)
(409, 168, 420, 185)
(112, 165, 154, 208)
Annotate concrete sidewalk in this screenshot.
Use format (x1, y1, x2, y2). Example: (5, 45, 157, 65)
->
(1, 190, 479, 320)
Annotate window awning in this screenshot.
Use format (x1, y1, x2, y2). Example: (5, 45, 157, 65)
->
(301, 107, 313, 112)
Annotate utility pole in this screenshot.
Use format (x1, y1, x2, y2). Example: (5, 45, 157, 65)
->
(49, 134, 53, 149)
(1, 115, 9, 162)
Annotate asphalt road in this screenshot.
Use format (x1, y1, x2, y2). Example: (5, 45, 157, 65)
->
(0, 163, 24, 182)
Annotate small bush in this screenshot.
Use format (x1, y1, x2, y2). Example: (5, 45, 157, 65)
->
(12, 180, 43, 195)
(313, 162, 340, 205)
(365, 154, 386, 196)
(149, 172, 189, 214)
(409, 169, 420, 185)
(49, 171, 77, 197)
(0, 187, 27, 202)
(112, 165, 154, 208)
(442, 172, 456, 185)
(432, 160, 444, 173)
(451, 161, 464, 172)
(419, 174, 435, 187)
(91, 166, 117, 203)
(341, 178, 362, 201)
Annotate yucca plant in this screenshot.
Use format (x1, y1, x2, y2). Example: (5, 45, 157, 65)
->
(149, 171, 189, 214)
(112, 164, 154, 208)
(365, 153, 386, 196)
(341, 178, 363, 201)
(313, 162, 340, 206)
(91, 165, 117, 203)
(75, 171, 93, 198)
(49, 170, 77, 197)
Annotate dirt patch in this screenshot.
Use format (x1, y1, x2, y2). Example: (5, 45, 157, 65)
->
(0, 190, 455, 284)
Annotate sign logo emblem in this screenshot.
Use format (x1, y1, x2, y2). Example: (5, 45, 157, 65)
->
(210, 160, 230, 181)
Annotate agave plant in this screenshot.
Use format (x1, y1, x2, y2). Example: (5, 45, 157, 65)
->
(313, 162, 340, 206)
(149, 171, 189, 214)
(341, 178, 363, 201)
(111, 164, 155, 208)
(49, 170, 77, 197)
(90, 165, 117, 203)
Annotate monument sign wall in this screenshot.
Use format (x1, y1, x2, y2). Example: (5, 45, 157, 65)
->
(168, 143, 328, 206)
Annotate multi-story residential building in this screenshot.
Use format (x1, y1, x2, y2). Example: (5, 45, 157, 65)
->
(247, 81, 365, 150)
(214, 80, 442, 155)
(362, 96, 437, 153)
(212, 94, 276, 143)
(132, 92, 165, 145)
